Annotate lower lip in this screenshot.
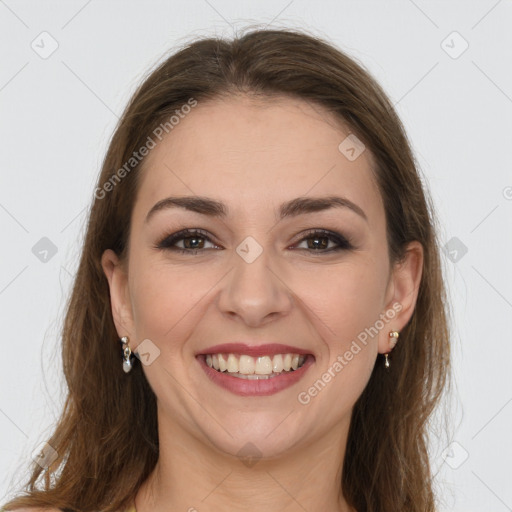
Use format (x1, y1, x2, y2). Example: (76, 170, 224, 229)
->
(197, 355, 315, 396)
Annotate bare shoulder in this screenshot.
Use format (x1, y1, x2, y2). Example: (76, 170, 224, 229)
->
(4, 508, 62, 512)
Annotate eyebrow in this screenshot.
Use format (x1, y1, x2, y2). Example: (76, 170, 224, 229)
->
(145, 195, 368, 223)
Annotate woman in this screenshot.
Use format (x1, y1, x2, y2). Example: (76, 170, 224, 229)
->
(2, 28, 450, 512)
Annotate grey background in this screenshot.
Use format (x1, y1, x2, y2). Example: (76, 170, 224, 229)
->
(1, 1, 511, 510)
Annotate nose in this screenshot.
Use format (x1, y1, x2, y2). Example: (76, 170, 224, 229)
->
(216, 243, 293, 328)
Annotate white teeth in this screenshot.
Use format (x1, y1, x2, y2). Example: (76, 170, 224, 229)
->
(218, 354, 227, 372)
(227, 354, 238, 373)
(205, 352, 307, 375)
(239, 355, 255, 374)
(272, 354, 284, 373)
(255, 356, 273, 374)
(231, 372, 283, 380)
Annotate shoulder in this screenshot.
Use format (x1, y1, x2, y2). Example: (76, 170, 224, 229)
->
(3, 508, 63, 512)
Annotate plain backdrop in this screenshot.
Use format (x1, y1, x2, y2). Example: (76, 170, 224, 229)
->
(1, 1, 511, 511)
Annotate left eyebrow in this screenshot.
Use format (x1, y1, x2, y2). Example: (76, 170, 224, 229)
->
(144, 195, 368, 224)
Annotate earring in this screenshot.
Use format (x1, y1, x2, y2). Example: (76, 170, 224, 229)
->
(384, 331, 399, 369)
(120, 336, 133, 373)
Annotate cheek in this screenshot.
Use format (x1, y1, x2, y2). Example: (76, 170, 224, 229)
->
(291, 264, 387, 430)
(128, 259, 216, 348)
(296, 259, 388, 345)
(296, 265, 386, 415)
(302, 261, 387, 387)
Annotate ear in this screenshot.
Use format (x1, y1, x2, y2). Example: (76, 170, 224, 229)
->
(101, 249, 135, 341)
(378, 241, 423, 355)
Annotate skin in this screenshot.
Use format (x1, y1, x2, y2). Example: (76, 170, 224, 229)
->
(101, 95, 423, 512)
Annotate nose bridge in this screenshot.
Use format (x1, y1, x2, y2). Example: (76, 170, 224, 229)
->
(217, 235, 293, 326)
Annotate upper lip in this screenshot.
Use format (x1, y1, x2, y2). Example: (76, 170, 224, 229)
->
(197, 343, 313, 358)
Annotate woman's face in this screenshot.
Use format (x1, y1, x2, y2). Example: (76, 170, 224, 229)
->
(103, 95, 421, 459)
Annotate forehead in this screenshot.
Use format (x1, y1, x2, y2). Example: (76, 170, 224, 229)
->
(135, 94, 383, 226)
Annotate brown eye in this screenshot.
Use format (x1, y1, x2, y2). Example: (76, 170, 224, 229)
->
(156, 229, 219, 254)
(293, 229, 354, 253)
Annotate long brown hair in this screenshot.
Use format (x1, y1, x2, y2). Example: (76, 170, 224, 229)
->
(3, 27, 451, 512)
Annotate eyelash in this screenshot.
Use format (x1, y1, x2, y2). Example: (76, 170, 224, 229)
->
(155, 228, 354, 255)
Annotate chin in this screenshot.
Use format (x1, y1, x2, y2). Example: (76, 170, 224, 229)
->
(199, 416, 305, 462)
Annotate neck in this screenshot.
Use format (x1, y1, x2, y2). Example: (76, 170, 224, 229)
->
(135, 408, 356, 512)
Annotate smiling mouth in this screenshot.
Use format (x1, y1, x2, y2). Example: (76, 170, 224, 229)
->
(203, 353, 308, 380)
